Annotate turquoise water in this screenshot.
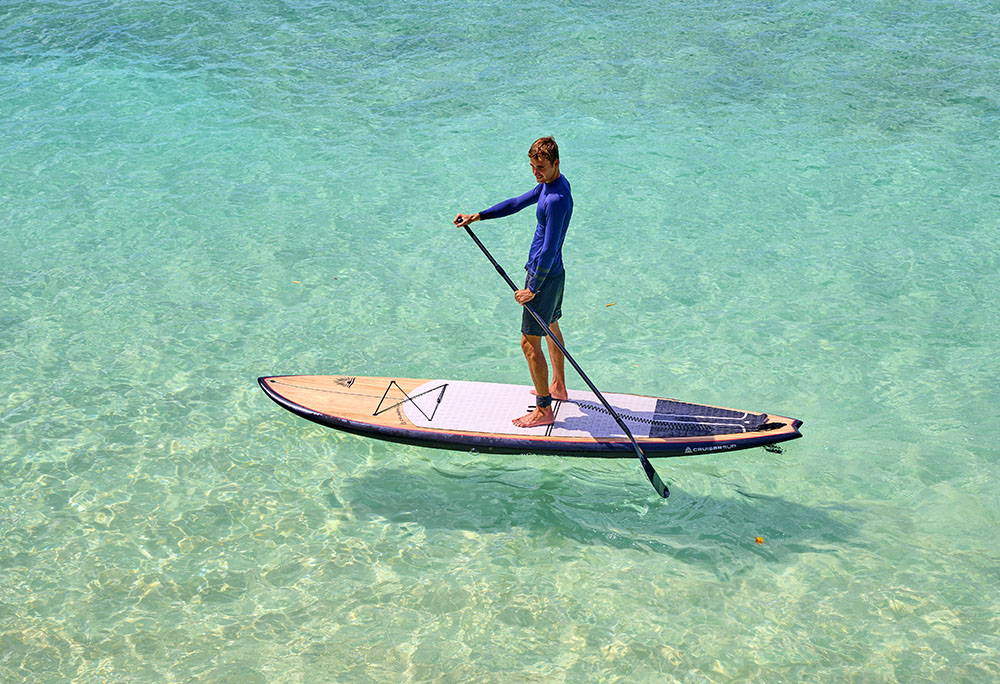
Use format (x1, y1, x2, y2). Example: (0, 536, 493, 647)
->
(2, 0, 999, 680)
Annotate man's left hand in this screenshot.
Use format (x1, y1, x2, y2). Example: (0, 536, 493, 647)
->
(514, 288, 535, 305)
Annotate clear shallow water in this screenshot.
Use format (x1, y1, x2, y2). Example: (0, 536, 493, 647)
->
(2, 0, 998, 681)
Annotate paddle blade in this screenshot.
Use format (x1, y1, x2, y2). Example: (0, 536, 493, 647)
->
(650, 470, 670, 498)
(636, 448, 670, 498)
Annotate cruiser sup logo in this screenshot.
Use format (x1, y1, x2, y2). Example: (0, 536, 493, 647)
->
(685, 443, 738, 454)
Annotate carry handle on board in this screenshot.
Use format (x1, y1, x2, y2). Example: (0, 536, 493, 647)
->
(463, 224, 670, 499)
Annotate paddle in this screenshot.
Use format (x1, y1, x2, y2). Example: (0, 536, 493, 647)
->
(462, 224, 670, 499)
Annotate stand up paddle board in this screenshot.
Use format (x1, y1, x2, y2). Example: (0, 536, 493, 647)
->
(258, 375, 802, 458)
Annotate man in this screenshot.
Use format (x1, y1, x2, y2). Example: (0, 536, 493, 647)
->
(454, 136, 573, 428)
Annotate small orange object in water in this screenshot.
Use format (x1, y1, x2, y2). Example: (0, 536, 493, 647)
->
(755, 537, 764, 545)
(605, 303, 616, 307)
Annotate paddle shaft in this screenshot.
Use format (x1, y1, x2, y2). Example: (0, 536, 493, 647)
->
(463, 225, 669, 498)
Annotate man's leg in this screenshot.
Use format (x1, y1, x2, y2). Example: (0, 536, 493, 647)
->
(528, 321, 569, 401)
(545, 320, 568, 401)
(513, 333, 555, 427)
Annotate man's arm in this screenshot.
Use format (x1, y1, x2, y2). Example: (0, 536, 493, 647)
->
(478, 185, 540, 221)
(455, 185, 541, 229)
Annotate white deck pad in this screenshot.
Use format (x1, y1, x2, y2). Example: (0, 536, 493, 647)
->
(402, 380, 658, 439)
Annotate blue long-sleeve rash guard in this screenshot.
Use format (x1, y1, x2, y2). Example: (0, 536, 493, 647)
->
(478, 175, 573, 292)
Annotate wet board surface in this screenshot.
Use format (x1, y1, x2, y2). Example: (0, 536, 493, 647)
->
(258, 375, 803, 458)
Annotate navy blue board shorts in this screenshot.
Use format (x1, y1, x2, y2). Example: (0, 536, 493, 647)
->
(521, 270, 564, 337)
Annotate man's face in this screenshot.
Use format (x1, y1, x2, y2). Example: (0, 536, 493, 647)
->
(530, 156, 559, 184)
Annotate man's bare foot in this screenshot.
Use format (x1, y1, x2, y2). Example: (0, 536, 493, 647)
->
(512, 406, 555, 428)
(529, 386, 569, 401)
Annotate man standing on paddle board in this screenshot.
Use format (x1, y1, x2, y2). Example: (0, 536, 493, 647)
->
(454, 136, 573, 428)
